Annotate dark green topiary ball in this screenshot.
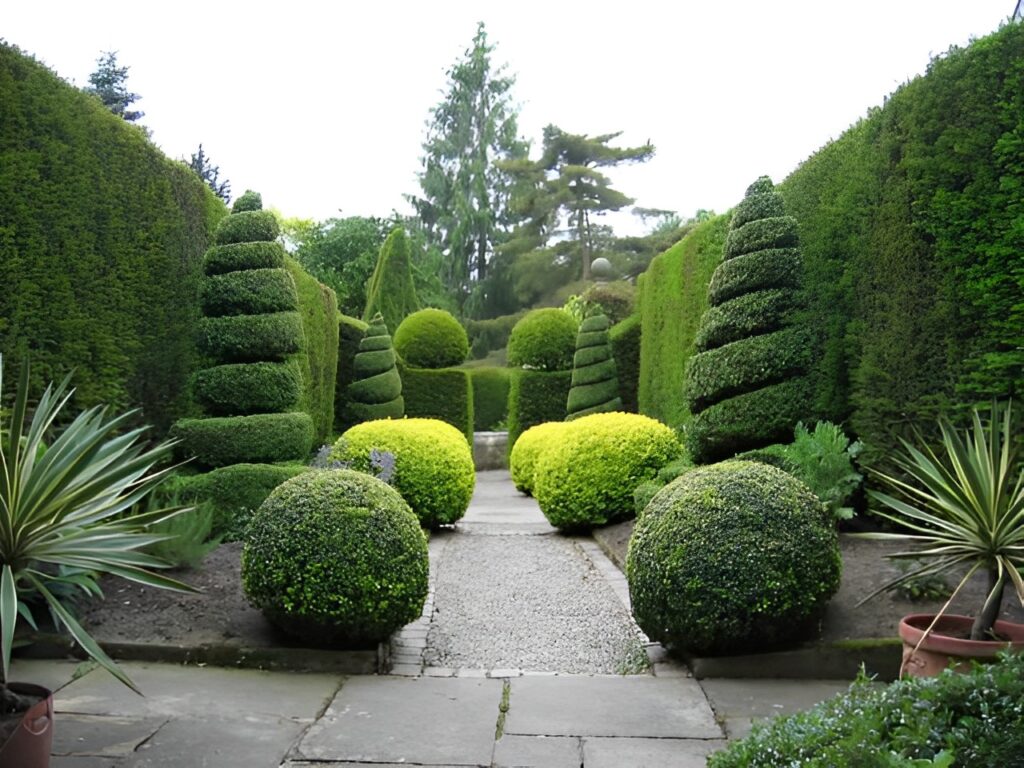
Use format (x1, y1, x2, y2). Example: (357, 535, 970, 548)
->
(232, 190, 263, 213)
(626, 460, 841, 656)
(241, 470, 428, 646)
(506, 308, 579, 371)
(393, 308, 469, 368)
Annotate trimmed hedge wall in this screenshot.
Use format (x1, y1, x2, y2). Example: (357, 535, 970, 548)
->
(172, 412, 315, 468)
(470, 367, 510, 431)
(566, 313, 622, 420)
(214, 210, 280, 245)
(191, 362, 302, 416)
(609, 314, 641, 413)
(637, 215, 729, 432)
(197, 312, 304, 363)
(204, 242, 285, 276)
(0, 43, 225, 432)
(466, 311, 524, 359)
(200, 268, 299, 317)
(335, 313, 370, 432)
(399, 363, 473, 442)
(507, 369, 572, 449)
(346, 312, 404, 424)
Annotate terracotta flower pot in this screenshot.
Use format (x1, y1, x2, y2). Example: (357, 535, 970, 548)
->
(0, 682, 53, 768)
(898, 613, 1024, 678)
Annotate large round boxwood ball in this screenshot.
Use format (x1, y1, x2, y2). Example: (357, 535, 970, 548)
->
(331, 418, 475, 528)
(393, 308, 469, 368)
(506, 308, 578, 371)
(626, 460, 841, 656)
(241, 470, 428, 646)
(509, 420, 569, 496)
(533, 412, 682, 530)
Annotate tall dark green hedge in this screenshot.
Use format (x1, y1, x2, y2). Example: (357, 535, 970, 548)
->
(346, 312, 404, 424)
(609, 314, 641, 413)
(566, 313, 622, 420)
(399, 362, 473, 442)
(335, 313, 369, 433)
(507, 369, 572, 449)
(0, 43, 225, 431)
(470, 367, 510, 431)
(363, 227, 420, 334)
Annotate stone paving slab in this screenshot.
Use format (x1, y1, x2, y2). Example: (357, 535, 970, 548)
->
(492, 734, 582, 767)
(699, 678, 853, 739)
(53, 713, 165, 758)
(296, 676, 502, 766)
(582, 736, 728, 767)
(53, 757, 125, 768)
(503, 676, 721, 739)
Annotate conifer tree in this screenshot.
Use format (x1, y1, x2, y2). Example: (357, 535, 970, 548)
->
(363, 227, 421, 334)
(566, 312, 622, 419)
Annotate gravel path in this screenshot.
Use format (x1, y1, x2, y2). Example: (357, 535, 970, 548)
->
(422, 474, 648, 674)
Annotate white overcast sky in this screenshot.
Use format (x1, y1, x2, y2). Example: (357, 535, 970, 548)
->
(4, 1, 1017, 234)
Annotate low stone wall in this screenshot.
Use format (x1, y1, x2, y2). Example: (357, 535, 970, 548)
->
(473, 431, 508, 470)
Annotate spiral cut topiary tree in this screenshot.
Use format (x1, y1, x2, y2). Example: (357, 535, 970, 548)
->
(566, 312, 622, 420)
(345, 312, 404, 424)
(685, 176, 811, 463)
(173, 192, 314, 468)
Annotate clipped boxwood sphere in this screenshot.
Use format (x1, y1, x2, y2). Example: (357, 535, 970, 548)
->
(627, 461, 841, 656)
(533, 412, 682, 530)
(242, 470, 428, 645)
(331, 418, 475, 527)
(506, 308, 579, 371)
(393, 308, 468, 368)
(509, 421, 569, 495)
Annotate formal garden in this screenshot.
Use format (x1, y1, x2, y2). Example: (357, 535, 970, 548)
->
(1, 16, 1023, 768)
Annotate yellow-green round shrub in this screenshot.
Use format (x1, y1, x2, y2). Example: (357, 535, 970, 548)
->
(331, 418, 475, 527)
(533, 412, 682, 530)
(509, 421, 570, 496)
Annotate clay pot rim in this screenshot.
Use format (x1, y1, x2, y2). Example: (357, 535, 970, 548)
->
(899, 613, 1024, 658)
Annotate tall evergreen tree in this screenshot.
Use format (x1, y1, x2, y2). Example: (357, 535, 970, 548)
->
(86, 51, 144, 122)
(408, 22, 528, 313)
(188, 144, 231, 203)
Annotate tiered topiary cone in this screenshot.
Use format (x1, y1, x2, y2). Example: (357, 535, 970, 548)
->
(173, 191, 314, 467)
(566, 312, 622, 420)
(345, 312, 404, 424)
(685, 176, 812, 463)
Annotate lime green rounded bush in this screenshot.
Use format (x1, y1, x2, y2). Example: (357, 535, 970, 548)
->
(506, 308, 578, 371)
(393, 308, 468, 368)
(626, 461, 841, 656)
(242, 470, 428, 645)
(533, 412, 682, 530)
(331, 418, 475, 528)
(509, 421, 570, 495)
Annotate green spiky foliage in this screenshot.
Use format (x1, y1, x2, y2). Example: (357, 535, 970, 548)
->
(363, 227, 421, 335)
(685, 178, 811, 463)
(566, 313, 622, 420)
(346, 313, 404, 424)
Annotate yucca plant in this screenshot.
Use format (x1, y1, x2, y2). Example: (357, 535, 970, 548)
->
(0, 357, 196, 712)
(857, 401, 1024, 641)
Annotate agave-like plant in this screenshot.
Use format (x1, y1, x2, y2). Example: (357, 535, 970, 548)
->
(857, 401, 1024, 641)
(1, 357, 196, 708)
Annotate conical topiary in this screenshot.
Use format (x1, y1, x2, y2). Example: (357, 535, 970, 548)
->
(566, 312, 622, 420)
(685, 176, 812, 463)
(363, 227, 420, 335)
(345, 312, 404, 423)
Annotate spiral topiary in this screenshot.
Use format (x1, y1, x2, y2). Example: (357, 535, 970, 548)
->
(393, 308, 469, 368)
(533, 412, 682, 530)
(566, 312, 622, 420)
(331, 418, 475, 528)
(506, 308, 579, 371)
(626, 460, 841, 656)
(685, 176, 812, 463)
(241, 470, 428, 645)
(509, 421, 570, 495)
(345, 312, 404, 423)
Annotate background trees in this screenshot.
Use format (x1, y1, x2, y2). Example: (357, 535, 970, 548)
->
(188, 145, 231, 203)
(86, 50, 144, 123)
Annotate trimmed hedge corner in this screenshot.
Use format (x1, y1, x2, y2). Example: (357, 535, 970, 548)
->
(609, 314, 641, 412)
(507, 369, 572, 449)
(400, 364, 473, 442)
(470, 367, 510, 431)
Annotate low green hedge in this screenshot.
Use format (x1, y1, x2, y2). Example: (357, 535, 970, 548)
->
(567, 314, 622, 420)
(686, 327, 811, 412)
(709, 653, 1024, 767)
(694, 289, 793, 350)
(470, 367, 510, 431)
(172, 411, 314, 468)
(723, 216, 799, 259)
(332, 418, 475, 527)
(506, 308, 579, 371)
(509, 421, 570, 495)
(242, 470, 428, 645)
(609, 314, 641, 412)
(200, 268, 298, 317)
(191, 361, 301, 416)
(627, 460, 840, 656)
(707, 248, 802, 306)
(533, 412, 682, 530)
(400, 364, 473, 442)
(466, 311, 524, 359)
(687, 378, 812, 463)
(507, 369, 572, 449)
(214, 210, 280, 245)
(197, 312, 304, 363)
(335, 313, 369, 432)
(393, 308, 468, 368)
(204, 242, 286, 276)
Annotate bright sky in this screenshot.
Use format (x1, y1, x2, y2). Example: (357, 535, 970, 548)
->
(4, 1, 1017, 235)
